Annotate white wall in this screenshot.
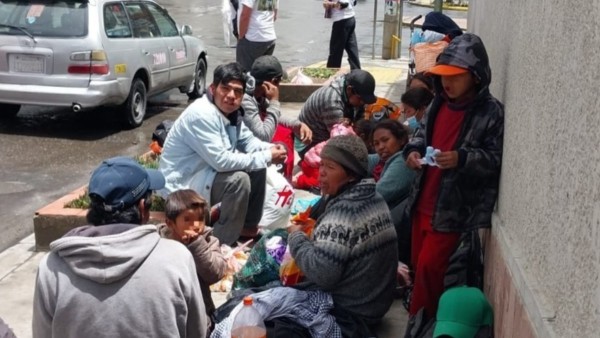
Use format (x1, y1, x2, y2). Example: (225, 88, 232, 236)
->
(469, 0, 600, 337)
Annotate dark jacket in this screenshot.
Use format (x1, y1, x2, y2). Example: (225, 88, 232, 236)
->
(403, 33, 504, 232)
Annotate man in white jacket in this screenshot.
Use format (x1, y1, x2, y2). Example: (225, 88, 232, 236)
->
(159, 62, 287, 245)
(33, 157, 207, 338)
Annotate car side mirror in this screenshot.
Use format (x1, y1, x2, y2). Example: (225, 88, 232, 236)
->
(181, 25, 193, 36)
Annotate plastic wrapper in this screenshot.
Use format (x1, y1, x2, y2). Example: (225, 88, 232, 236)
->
(279, 207, 315, 286)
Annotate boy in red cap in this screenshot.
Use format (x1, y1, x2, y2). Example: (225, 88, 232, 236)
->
(403, 33, 504, 320)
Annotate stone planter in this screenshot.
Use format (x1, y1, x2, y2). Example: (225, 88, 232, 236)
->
(279, 66, 347, 102)
(33, 185, 165, 251)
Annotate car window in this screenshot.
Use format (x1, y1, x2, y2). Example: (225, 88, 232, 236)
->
(0, 1, 87, 38)
(145, 3, 178, 37)
(124, 3, 159, 38)
(104, 3, 132, 38)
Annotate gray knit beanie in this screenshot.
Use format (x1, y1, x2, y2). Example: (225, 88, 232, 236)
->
(321, 134, 369, 179)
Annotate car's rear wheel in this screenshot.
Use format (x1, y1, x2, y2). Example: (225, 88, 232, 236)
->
(122, 78, 147, 128)
(187, 58, 207, 100)
(0, 104, 21, 118)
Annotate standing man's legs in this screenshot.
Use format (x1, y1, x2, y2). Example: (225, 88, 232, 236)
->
(236, 38, 276, 70)
(344, 17, 361, 70)
(326, 19, 348, 68)
(209, 170, 265, 244)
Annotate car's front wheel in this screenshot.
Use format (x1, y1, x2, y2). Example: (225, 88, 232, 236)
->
(0, 104, 21, 118)
(121, 78, 147, 128)
(187, 58, 207, 100)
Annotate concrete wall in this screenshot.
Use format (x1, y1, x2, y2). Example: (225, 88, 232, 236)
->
(468, 1, 600, 337)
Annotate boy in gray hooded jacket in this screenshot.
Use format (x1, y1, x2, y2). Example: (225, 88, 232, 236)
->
(33, 157, 207, 338)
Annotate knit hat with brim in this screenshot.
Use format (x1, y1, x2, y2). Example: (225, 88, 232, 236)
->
(321, 135, 369, 179)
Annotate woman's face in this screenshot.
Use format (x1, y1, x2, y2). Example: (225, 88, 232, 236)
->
(319, 158, 353, 196)
(372, 128, 405, 161)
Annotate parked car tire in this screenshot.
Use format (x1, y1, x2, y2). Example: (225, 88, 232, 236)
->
(187, 58, 207, 100)
(122, 78, 147, 128)
(0, 104, 21, 118)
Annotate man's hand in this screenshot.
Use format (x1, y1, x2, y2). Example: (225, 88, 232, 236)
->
(435, 151, 458, 169)
(270, 144, 287, 164)
(406, 151, 423, 170)
(294, 123, 313, 144)
(262, 81, 279, 101)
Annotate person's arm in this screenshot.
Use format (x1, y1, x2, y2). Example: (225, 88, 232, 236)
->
(456, 103, 504, 177)
(241, 94, 279, 142)
(187, 231, 228, 285)
(236, 121, 275, 153)
(184, 113, 272, 172)
(32, 256, 53, 338)
(376, 156, 417, 205)
(288, 215, 351, 290)
(238, 4, 252, 39)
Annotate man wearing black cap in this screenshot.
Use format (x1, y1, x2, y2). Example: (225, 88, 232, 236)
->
(242, 55, 312, 144)
(33, 157, 207, 338)
(298, 69, 377, 157)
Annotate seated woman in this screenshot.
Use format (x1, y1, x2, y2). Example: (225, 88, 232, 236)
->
(368, 119, 416, 210)
(401, 87, 434, 135)
(368, 119, 417, 268)
(287, 135, 398, 337)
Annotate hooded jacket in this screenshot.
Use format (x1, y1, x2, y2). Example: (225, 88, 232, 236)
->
(403, 33, 504, 232)
(33, 224, 207, 338)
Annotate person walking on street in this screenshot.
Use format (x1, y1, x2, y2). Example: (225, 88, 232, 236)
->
(236, 0, 278, 71)
(33, 157, 207, 338)
(324, 0, 361, 70)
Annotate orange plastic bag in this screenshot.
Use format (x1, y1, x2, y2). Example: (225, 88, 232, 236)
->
(279, 207, 315, 286)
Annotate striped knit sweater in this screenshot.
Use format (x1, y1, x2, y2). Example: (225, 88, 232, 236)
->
(298, 76, 358, 146)
(288, 179, 398, 321)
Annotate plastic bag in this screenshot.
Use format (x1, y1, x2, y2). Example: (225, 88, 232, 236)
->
(258, 165, 295, 231)
(221, 0, 235, 46)
(210, 242, 250, 292)
(232, 229, 289, 289)
(279, 208, 316, 286)
(291, 68, 314, 85)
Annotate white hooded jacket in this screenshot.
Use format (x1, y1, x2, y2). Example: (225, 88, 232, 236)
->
(33, 224, 207, 338)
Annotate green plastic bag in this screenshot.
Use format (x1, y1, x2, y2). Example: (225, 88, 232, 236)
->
(232, 228, 288, 290)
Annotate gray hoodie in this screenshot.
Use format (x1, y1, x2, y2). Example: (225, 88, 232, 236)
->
(33, 224, 207, 338)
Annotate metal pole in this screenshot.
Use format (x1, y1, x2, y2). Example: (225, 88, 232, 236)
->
(372, 0, 378, 59)
(433, 0, 443, 12)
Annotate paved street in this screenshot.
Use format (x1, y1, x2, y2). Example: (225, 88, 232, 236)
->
(0, 0, 467, 336)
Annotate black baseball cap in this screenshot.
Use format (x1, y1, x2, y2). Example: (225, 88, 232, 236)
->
(346, 69, 377, 104)
(250, 55, 283, 84)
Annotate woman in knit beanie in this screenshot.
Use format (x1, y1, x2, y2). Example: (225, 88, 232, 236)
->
(287, 134, 399, 337)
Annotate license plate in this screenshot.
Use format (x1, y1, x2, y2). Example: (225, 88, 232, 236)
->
(9, 54, 45, 73)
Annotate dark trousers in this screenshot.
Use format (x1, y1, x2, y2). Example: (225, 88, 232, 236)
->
(327, 16, 361, 70)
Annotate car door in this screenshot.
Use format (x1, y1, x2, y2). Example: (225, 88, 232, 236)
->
(144, 2, 194, 88)
(123, 2, 169, 93)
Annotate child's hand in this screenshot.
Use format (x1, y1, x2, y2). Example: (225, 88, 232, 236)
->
(406, 151, 423, 170)
(435, 151, 458, 169)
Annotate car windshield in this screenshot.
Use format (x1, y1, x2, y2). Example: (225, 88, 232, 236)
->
(0, 1, 87, 38)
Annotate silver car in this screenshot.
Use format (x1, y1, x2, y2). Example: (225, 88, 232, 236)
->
(0, 0, 207, 127)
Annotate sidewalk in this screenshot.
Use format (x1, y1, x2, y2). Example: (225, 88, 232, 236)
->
(0, 56, 410, 338)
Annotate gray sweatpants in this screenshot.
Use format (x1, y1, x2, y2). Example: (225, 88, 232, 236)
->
(210, 169, 266, 245)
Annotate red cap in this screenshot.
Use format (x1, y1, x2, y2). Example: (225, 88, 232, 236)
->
(243, 296, 253, 306)
(426, 64, 469, 76)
